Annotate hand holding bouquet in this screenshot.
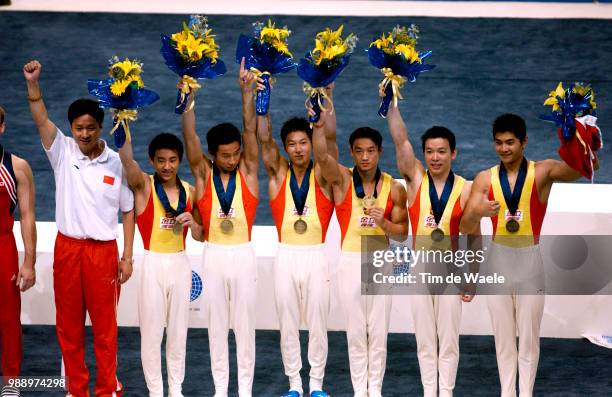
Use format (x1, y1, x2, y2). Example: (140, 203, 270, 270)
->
(297, 25, 357, 123)
(368, 25, 435, 117)
(161, 15, 226, 114)
(88, 56, 159, 148)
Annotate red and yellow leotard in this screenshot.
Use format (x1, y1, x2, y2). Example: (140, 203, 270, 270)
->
(197, 170, 258, 245)
(488, 160, 548, 247)
(270, 168, 334, 245)
(335, 170, 394, 252)
(136, 176, 192, 253)
(409, 172, 465, 250)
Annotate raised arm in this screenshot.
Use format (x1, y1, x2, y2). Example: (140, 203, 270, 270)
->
(23, 60, 57, 149)
(323, 83, 339, 160)
(460, 170, 497, 234)
(118, 138, 147, 192)
(14, 156, 36, 292)
(386, 103, 424, 184)
(181, 92, 208, 181)
(238, 57, 259, 177)
(312, 105, 343, 186)
(257, 113, 283, 178)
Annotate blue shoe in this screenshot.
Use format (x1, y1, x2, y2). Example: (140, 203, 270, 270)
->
(310, 391, 329, 397)
(281, 390, 301, 397)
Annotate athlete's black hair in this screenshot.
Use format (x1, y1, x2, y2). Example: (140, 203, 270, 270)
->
(148, 133, 184, 162)
(206, 122, 241, 154)
(492, 113, 527, 142)
(421, 126, 456, 152)
(349, 127, 383, 150)
(280, 117, 312, 148)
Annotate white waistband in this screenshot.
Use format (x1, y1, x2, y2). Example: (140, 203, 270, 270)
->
(143, 249, 187, 258)
(204, 241, 253, 250)
(277, 242, 325, 251)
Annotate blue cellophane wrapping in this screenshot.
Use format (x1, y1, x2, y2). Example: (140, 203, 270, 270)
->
(87, 79, 160, 110)
(235, 34, 296, 115)
(87, 79, 159, 148)
(367, 46, 436, 117)
(297, 54, 351, 122)
(539, 90, 595, 140)
(160, 33, 227, 113)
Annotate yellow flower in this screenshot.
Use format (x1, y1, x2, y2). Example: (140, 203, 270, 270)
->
(395, 43, 421, 63)
(543, 82, 565, 112)
(110, 79, 131, 96)
(311, 25, 356, 65)
(172, 24, 219, 63)
(259, 20, 292, 57)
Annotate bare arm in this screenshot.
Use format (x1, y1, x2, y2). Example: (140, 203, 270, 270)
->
(119, 209, 135, 284)
(386, 104, 423, 184)
(23, 60, 57, 149)
(181, 93, 208, 181)
(322, 83, 339, 160)
(175, 186, 203, 241)
(460, 171, 497, 234)
(118, 138, 147, 191)
(14, 157, 36, 292)
(312, 105, 343, 186)
(370, 180, 409, 241)
(257, 113, 283, 178)
(238, 57, 259, 177)
(539, 159, 583, 183)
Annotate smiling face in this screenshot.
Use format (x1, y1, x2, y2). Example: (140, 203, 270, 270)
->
(212, 141, 241, 173)
(151, 148, 180, 183)
(284, 131, 312, 168)
(70, 114, 102, 155)
(423, 137, 456, 177)
(351, 137, 381, 173)
(494, 131, 527, 165)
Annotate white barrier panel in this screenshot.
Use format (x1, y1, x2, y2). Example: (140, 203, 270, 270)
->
(15, 183, 612, 338)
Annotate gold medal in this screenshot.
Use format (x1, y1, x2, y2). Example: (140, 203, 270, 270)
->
(506, 219, 520, 233)
(220, 219, 234, 234)
(172, 220, 183, 235)
(294, 219, 308, 234)
(431, 228, 445, 242)
(363, 195, 376, 213)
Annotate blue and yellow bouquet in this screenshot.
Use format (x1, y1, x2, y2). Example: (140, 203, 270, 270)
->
(88, 56, 159, 148)
(297, 25, 357, 123)
(161, 15, 226, 114)
(368, 25, 435, 117)
(540, 82, 602, 180)
(235, 20, 296, 115)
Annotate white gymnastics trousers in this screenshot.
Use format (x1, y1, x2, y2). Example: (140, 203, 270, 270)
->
(410, 294, 462, 397)
(203, 241, 257, 397)
(138, 250, 192, 397)
(486, 242, 545, 397)
(274, 243, 330, 395)
(338, 251, 392, 397)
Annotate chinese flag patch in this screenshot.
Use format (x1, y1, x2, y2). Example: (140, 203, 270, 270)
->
(103, 175, 115, 185)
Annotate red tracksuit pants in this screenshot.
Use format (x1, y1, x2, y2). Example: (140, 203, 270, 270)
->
(54, 233, 122, 397)
(0, 232, 22, 378)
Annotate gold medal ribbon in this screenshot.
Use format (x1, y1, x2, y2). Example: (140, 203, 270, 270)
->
(302, 83, 334, 115)
(109, 109, 138, 143)
(379, 67, 407, 109)
(178, 75, 201, 112)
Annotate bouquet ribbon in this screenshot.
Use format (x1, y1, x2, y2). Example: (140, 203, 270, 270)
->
(380, 67, 407, 108)
(109, 109, 138, 148)
(177, 75, 202, 113)
(303, 83, 334, 124)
